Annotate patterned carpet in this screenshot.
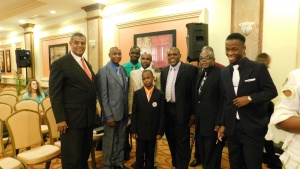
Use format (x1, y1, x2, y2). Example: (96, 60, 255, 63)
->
(1, 138, 270, 169)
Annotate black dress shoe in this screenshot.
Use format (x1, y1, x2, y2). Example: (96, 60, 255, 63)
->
(189, 158, 201, 167)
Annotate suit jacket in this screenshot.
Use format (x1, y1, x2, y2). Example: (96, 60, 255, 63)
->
(221, 58, 277, 137)
(161, 62, 198, 124)
(49, 53, 96, 129)
(195, 65, 222, 137)
(97, 62, 128, 121)
(128, 68, 161, 113)
(131, 87, 165, 140)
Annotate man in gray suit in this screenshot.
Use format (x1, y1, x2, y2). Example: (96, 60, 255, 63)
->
(97, 47, 129, 169)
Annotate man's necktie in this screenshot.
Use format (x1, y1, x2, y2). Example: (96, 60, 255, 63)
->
(81, 58, 92, 80)
(117, 67, 124, 87)
(232, 65, 240, 95)
(147, 91, 151, 101)
(198, 72, 207, 94)
(165, 68, 175, 102)
(232, 65, 240, 119)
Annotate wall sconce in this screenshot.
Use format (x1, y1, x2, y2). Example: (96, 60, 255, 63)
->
(89, 40, 97, 48)
(239, 22, 254, 36)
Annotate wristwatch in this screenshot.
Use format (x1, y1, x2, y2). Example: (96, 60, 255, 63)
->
(248, 96, 252, 101)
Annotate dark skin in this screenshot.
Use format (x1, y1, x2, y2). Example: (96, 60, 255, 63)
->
(218, 39, 252, 141)
(107, 47, 122, 127)
(129, 48, 141, 65)
(140, 53, 152, 69)
(131, 71, 162, 140)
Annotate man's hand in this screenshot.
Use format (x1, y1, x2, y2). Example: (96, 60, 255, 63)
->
(233, 96, 251, 107)
(218, 126, 225, 141)
(189, 114, 195, 126)
(57, 121, 68, 134)
(107, 118, 115, 127)
(156, 135, 162, 140)
(132, 134, 137, 139)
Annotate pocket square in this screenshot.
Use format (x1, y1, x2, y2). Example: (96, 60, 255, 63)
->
(245, 78, 256, 82)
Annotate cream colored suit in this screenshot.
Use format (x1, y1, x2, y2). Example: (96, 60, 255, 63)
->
(128, 67, 161, 113)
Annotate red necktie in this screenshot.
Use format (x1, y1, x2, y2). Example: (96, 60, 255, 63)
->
(81, 58, 92, 80)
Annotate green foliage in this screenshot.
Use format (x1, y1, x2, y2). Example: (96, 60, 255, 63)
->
(13, 70, 26, 95)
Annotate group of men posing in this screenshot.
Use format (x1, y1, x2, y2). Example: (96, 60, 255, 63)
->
(49, 31, 282, 169)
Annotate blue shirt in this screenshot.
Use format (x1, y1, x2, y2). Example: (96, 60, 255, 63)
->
(23, 92, 45, 105)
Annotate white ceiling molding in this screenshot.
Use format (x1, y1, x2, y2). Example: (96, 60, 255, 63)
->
(0, 0, 45, 21)
(103, 0, 194, 19)
(116, 9, 202, 29)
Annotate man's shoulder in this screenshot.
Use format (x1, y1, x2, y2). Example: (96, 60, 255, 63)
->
(122, 61, 131, 67)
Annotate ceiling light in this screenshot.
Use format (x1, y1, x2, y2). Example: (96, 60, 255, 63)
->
(50, 10, 56, 14)
(19, 20, 26, 24)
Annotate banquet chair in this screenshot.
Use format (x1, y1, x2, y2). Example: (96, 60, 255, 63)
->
(17, 94, 25, 101)
(13, 99, 49, 135)
(2, 87, 17, 92)
(44, 108, 60, 146)
(0, 94, 18, 109)
(41, 97, 51, 113)
(5, 109, 60, 169)
(0, 102, 13, 144)
(0, 120, 25, 169)
(0, 90, 18, 97)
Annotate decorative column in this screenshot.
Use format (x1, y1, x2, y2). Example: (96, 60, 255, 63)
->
(82, 3, 105, 73)
(20, 23, 35, 80)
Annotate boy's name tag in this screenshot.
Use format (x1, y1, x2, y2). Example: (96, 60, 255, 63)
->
(152, 102, 157, 107)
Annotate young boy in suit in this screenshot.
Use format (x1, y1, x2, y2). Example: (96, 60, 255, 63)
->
(131, 70, 165, 169)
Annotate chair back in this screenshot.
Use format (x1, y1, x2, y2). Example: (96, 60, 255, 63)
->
(2, 87, 17, 92)
(44, 108, 60, 144)
(0, 90, 18, 97)
(17, 93, 25, 101)
(6, 109, 43, 156)
(0, 94, 18, 108)
(14, 99, 39, 112)
(0, 102, 13, 121)
(0, 120, 5, 155)
(41, 97, 51, 112)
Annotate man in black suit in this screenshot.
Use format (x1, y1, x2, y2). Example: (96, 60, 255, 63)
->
(161, 47, 197, 169)
(194, 46, 224, 169)
(49, 32, 96, 169)
(218, 33, 277, 169)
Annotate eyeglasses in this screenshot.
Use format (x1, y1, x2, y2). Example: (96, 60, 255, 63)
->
(199, 56, 213, 61)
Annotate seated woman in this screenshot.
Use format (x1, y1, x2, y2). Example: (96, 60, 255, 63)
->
(23, 79, 45, 105)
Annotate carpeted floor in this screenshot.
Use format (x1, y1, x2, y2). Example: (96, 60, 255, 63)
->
(1, 138, 270, 169)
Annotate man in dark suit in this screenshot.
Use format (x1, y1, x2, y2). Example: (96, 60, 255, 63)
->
(97, 47, 128, 169)
(161, 47, 197, 169)
(49, 32, 96, 169)
(131, 70, 165, 169)
(194, 46, 224, 169)
(218, 33, 277, 169)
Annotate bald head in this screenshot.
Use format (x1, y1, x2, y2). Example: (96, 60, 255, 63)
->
(141, 52, 152, 69)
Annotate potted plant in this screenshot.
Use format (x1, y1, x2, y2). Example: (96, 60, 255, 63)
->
(13, 70, 26, 95)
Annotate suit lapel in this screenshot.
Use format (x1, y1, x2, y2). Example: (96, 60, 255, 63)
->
(149, 87, 159, 103)
(68, 55, 92, 85)
(176, 62, 185, 83)
(106, 63, 124, 88)
(223, 66, 236, 97)
(237, 59, 253, 95)
(199, 70, 214, 99)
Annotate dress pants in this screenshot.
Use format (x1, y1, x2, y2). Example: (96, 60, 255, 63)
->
(165, 103, 190, 169)
(227, 120, 265, 169)
(196, 133, 224, 169)
(60, 126, 93, 169)
(103, 117, 127, 168)
(135, 138, 156, 169)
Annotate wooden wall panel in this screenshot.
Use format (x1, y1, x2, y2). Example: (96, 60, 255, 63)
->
(231, 0, 263, 60)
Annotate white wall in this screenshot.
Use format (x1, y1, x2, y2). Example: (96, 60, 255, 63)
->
(262, 0, 300, 101)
